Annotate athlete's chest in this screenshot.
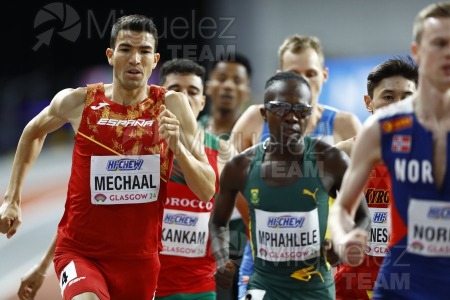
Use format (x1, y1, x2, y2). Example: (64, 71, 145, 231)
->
(81, 100, 160, 153)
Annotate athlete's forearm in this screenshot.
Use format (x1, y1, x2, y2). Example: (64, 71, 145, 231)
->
(329, 203, 355, 244)
(354, 195, 371, 232)
(4, 125, 47, 203)
(37, 234, 57, 274)
(209, 225, 230, 267)
(173, 141, 216, 202)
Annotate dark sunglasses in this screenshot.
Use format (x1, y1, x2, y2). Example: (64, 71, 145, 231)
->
(264, 101, 313, 118)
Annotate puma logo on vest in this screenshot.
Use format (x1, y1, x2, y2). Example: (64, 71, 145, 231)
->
(303, 188, 319, 202)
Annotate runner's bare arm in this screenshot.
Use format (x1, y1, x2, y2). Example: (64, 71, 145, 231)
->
(329, 116, 381, 263)
(163, 91, 216, 202)
(18, 234, 56, 300)
(0, 88, 85, 238)
(210, 152, 250, 267)
(334, 111, 363, 143)
(229, 104, 264, 152)
(217, 139, 237, 175)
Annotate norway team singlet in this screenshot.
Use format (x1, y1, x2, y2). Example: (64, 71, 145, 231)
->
(156, 132, 220, 297)
(56, 83, 173, 259)
(374, 98, 450, 299)
(243, 138, 334, 299)
(335, 161, 391, 300)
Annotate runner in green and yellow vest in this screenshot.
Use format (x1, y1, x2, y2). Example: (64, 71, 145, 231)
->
(210, 72, 369, 300)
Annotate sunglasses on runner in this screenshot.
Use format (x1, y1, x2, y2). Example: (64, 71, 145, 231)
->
(264, 101, 313, 118)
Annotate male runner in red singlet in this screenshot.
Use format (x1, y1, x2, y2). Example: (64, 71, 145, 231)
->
(16, 58, 231, 300)
(333, 57, 418, 300)
(1, 15, 215, 300)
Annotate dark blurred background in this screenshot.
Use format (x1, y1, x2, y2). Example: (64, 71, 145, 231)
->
(0, 0, 211, 155)
(0, 0, 436, 155)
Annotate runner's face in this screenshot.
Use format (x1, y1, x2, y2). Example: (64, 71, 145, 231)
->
(107, 30, 160, 90)
(280, 48, 328, 106)
(412, 17, 450, 91)
(163, 73, 205, 118)
(365, 76, 416, 114)
(206, 62, 250, 113)
(262, 78, 312, 145)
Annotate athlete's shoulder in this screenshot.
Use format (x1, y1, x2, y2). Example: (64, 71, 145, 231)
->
(333, 110, 362, 141)
(333, 137, 354, 157)
(320, 103, 360, 123)
(321, 104, 340, 112)
(246, 103, 264, 113)
(310, 136, 343, 157)
(229, 142, 258, 165)
(241, 104, 264, 121)
(53, 86, 87, 105)
(47, 86, 87, 123)
(220, 143, 257, 187)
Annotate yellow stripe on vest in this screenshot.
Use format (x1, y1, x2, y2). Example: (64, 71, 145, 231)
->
(78, 131, 167, 183)
(290, 265, 324, 282)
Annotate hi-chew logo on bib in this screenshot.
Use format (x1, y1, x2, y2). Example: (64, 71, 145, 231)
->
(106, 158, 144, 171)
(164, 213, 199, 226)
(90, 155, 160, 205)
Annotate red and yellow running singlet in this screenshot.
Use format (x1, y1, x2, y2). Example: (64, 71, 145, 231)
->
(56, 83, 173, 259)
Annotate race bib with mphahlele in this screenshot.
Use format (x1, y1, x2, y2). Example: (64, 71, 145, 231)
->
(408, 198, 450, 257)
(160, 208, 210, 258)
(254, 209, 321, 262)
(90, 155, 160, 205)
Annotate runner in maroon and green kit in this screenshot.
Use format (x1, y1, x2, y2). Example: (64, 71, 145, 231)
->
(156, 58, 236, 300)
(158, 132, 220, 300)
